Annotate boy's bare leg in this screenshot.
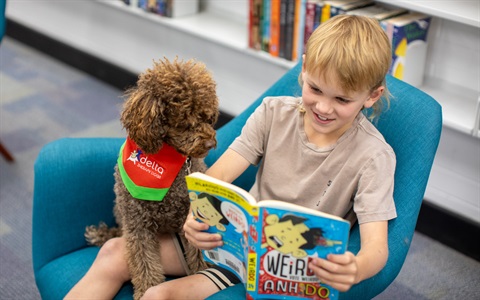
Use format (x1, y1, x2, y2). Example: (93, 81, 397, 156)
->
(141, 274, 220, 300)
(64, 237, 130, 300)
(65, 234, 187, 299)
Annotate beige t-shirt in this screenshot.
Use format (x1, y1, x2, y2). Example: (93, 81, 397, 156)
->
(230, 96, 397, 225)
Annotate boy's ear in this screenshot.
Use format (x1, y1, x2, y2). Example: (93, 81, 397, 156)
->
(364, 86, 385, 109)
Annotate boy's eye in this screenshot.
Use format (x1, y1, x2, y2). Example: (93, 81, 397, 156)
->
(310, 85, 321, 93)
(336, 97, 350, 104)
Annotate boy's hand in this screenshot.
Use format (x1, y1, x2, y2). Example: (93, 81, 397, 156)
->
(308, 252, 359, 292)
(183, 213, 223, 250)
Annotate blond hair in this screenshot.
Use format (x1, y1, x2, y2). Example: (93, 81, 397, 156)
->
(301, 15, 392, 119)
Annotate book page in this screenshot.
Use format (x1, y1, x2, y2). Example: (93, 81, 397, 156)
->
(247, 204, 350, 299)
(186, 172, 257, 282)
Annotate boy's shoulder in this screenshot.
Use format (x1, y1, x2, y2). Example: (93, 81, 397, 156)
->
(348, 113, 395, 156)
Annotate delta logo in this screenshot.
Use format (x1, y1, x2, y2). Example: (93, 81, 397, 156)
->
(126, 148, 165, 180)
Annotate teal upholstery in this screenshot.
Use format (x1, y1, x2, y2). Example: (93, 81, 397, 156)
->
(0, 0, 5, 42)
(32, 63, 442, 299)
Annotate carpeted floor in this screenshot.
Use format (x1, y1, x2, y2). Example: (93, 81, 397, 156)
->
(1, 36, 479, 299)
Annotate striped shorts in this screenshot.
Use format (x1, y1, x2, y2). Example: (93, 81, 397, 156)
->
(197, 265, 241, 290)
(172, 233, 241, 290)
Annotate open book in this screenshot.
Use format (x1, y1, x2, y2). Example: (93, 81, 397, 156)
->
(186, 172, 350, 300)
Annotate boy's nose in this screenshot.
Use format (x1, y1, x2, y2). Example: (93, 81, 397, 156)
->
(316, 98, 333, 115)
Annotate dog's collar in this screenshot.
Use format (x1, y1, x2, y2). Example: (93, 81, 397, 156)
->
(117, 137, 187, 201)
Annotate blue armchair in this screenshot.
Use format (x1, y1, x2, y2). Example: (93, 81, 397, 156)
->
(32, 63, 442, 299)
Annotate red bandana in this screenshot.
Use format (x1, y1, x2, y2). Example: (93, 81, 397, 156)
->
(118, 137, 187, 201)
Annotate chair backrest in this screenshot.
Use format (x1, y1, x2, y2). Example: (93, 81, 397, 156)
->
(206, 62, 442, 298)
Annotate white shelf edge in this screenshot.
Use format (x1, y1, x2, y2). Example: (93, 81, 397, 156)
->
(377, 0, 480, 28)
(420, 77, 480, 138)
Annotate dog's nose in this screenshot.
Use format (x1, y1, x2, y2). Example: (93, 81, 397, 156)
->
(205, 140, 216, 150)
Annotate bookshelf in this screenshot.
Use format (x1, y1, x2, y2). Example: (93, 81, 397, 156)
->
(375, 0, 480, 138)
(5, 0, 479, 222)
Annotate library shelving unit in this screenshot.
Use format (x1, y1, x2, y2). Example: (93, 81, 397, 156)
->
(5, 0, 479, 223)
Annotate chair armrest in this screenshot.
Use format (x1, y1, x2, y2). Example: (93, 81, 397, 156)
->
(32, 137, 124, 275)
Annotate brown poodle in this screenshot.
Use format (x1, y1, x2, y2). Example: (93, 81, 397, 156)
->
(85, 57, 218, 299)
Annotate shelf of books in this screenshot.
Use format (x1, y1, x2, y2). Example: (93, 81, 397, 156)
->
(247, 0, 480, 138)
(99, 0, 296, 70)
(6, 0, 479, 137)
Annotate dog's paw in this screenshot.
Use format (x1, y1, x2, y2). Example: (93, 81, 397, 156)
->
(84, 222, 121, 246)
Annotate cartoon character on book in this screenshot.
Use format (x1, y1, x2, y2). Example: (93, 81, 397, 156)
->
(261, 214, 342, 258)
(189, 192, 229, 231)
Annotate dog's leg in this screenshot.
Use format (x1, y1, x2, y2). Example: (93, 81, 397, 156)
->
(125, 230, 165, 300)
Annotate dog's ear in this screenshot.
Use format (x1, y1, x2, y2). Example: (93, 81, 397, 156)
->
(120, 88, 166, 154)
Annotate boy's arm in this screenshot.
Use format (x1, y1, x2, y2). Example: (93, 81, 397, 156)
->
(308, 220, 389, 292)
(206, 148, 251, 183)
(185, 149, 251, 249)
(353, 220, 389, 282)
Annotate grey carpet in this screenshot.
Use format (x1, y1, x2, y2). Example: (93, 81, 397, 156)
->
(1, 36, 479, 299)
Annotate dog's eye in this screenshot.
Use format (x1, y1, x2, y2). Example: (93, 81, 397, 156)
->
(207, 114, 218, 126)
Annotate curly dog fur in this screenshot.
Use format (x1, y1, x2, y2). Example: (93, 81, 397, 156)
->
(85, 57, 218, 299)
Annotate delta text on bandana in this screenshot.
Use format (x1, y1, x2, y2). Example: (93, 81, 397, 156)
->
(117, 137, 187, 201)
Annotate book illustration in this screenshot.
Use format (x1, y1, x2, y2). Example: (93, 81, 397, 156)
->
(261, 213, 343, 258)
(382, 13, 432, 87)
(189, 192, 230, 231)
(253, 206, 348, 299)
(186, 172, 350, 299)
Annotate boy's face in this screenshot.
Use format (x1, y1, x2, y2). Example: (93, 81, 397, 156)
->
(301, 66, 383, 147)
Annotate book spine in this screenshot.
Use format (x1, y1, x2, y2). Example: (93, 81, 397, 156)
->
(257, 0, 263, 50)
(292, 0, 300, 61)
(165, 0, 172, 17)
(138, 0, 147, 10)
(304, 1, 316, 48)
(250, 0, 262, 50)
(248, 0, 253, 48)
(279, 0, 288, 58)
(262, 0, 271, 52)
(158, 0, 166, 16)
(320, 3, 331, 23)
(269, 0, 281, 57)
(293, 0, 307, 61)
(284, 0, 295, 61)
(314, 2, 323, 29)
